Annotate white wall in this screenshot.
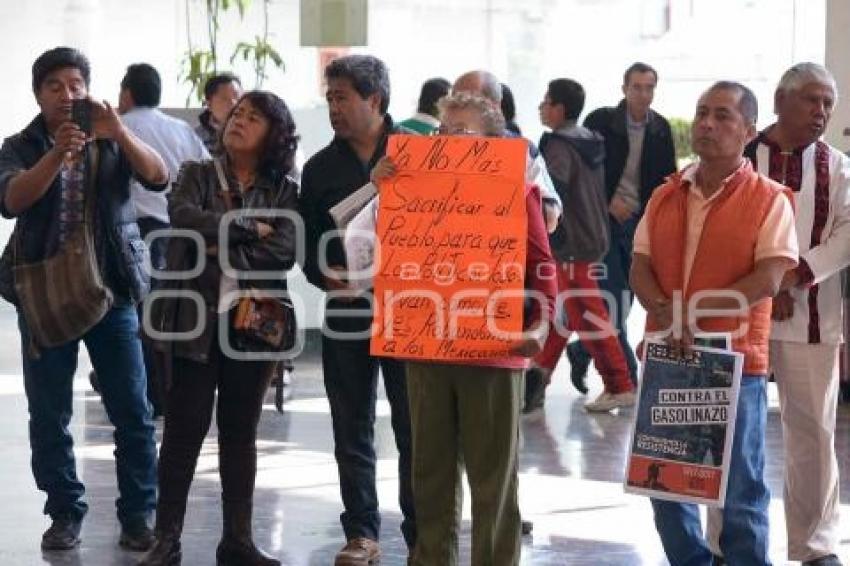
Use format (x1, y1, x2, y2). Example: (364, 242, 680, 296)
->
(1, 0, 827, 144)
(825, 0, 850, 151)
(0, 0, 831, 328)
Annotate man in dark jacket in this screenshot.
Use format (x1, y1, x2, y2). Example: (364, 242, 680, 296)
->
(0, 47, 168, 552)
(298, 54, 415, 565)
(524, 78, 636, 414)
(568, 62, 677, 391)
(195, 72, 242, 156)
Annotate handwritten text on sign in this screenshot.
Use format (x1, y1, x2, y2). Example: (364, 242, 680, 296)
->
(370, 134, 527, 362)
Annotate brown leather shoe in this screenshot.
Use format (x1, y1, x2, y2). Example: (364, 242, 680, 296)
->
(334, 537, 381, 565)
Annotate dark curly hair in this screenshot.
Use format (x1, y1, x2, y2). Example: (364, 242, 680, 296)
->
(221, 90, 299, 179)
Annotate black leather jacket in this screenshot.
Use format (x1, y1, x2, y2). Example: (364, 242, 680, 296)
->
(0, 115, 166, 304)
(583, 100, 677, 213)
(150, 159, 298, 363)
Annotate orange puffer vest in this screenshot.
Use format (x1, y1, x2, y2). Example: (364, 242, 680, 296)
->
(644, 162, 793, 375)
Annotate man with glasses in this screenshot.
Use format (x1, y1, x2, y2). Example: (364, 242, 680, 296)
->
(526, 78, 635, 413)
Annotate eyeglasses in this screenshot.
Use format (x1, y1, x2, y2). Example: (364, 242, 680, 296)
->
(434, 126, 482, 136)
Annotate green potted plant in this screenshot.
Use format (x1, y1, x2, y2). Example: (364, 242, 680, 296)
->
(668, 117, 695, 167)
(181, 0, 285, 106)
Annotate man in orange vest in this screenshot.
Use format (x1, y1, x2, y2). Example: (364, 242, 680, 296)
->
(630, 81, 799, 565)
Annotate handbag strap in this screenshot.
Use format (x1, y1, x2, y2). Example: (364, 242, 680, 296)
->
(84, 143, 100, 225)
(213, 158, 237, 212)
(12, 144, 101, 264)
(71, 143, 101, 255)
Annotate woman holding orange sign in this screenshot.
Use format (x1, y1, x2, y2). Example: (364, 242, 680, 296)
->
(371, 92, 557, 566)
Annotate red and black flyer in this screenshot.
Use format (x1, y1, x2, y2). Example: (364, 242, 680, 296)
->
(624, 340, 743, 506)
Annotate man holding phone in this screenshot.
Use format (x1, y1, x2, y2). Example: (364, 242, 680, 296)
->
(71, 97, 92, 136)
(0, 47, 168, 552)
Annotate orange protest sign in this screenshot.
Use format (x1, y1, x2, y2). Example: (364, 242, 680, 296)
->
(370, 134, 528, 362)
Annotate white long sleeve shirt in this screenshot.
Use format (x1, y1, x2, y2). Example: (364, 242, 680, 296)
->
(752, 136, 850, 344)
(122, 107, 210, 223)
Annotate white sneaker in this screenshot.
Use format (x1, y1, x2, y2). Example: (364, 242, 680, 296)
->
(584, 390, 636, 412)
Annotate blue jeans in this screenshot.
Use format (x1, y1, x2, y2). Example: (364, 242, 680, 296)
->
(321, 330, 416, 548)
(651, 376, 771, 566)
(571, 214, 640, 382)
(136, 216, 170, 414)
(20, 303, 157, 527)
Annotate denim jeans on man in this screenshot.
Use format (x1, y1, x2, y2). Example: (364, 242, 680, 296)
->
(20, 302, 158, 527)
(570, 214, 640, 381)
(136, 216, 170, 413)
(322, 297, 416, 548)
(651, 375, 771, 566)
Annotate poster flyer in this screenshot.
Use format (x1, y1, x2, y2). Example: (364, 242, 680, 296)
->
(370, 134, 528, 362)
(625, 340, 743, 506)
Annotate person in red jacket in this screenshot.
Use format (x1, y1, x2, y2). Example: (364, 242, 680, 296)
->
(524, 77, 636, 414)
(372, 92, 557, 566)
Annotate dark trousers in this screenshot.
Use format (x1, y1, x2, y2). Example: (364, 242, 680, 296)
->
(155, 341, 275, 528)
(137, 216, 170, 414)
(571, 214, 640, 382)
(322, 330, 416, 548)
(20, 304, 157, 526)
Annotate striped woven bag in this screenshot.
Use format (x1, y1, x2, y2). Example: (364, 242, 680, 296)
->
(13, 145, 113, 352)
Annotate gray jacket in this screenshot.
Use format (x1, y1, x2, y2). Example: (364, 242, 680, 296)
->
(541, 123, 610, 263)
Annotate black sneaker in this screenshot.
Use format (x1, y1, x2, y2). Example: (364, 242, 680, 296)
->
(523, 368, 547, 414)
(119, 519, 155, 552)
(41, 516, 82, 550)
(521, 519, 533, 535)
(566, 342, 590, 395)
(88, 370, 100, 394)
(803, 554, 843, 566)
(137, 535, 182, 565)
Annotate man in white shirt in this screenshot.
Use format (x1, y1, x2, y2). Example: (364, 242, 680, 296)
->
(736, 63, 850, 566)
(117, 63, 210, 414)
(119, 63, 209, 237)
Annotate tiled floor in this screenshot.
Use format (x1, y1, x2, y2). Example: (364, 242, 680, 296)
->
(0, 305, 848, 565)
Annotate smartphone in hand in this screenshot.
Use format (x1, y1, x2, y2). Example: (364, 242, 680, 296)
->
(71, 98, 92, 136)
